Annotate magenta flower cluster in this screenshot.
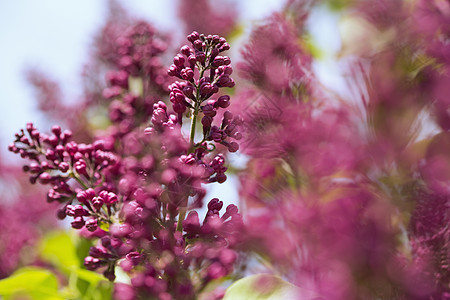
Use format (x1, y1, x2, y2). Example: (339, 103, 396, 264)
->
(9, 31, 242, 300)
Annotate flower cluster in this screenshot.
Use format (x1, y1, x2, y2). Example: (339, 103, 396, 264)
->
(8, 123, 118, 231)
(166, 31, 242, 188)
(102, 22, 171, 138)
(9, 31, 242, 300)
(234, 0, 450, 299)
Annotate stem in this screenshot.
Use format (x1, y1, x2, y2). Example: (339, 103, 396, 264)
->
(72, 173, 89, 189)
(177, 206, 187, 232)
(178, 96, 201, 232)
(189, 108, 198, 146)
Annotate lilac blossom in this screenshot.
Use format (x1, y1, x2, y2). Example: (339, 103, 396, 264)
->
(10, 30, 242, 300)
(235, 0, 450, 299)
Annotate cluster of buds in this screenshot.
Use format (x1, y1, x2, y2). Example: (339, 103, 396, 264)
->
(102, 22, 171, 137)
(166, 32, 241, 192)
(9, 31, 242, 300)
(9, 123, 117, 188)
(168, 32, 240, 152)
(183, 199, 242, 284)
(9, 123, 119, 232)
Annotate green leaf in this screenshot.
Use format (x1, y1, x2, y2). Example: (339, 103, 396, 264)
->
(0, 267, 64, 299)
(223, 274, 318, 300)
(39, 231, 79, 269)
(73, 268, 104, 285)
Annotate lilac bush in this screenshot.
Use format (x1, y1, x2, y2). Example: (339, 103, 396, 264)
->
(3, 0, 450, 299)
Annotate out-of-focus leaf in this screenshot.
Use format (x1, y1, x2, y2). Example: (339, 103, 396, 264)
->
(39, 231, 79, 268)
(223, 273, 318, 300)
(0, 267, 65, 300)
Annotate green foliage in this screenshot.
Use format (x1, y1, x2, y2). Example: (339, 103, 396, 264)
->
(0, 231, 112, 300)
(0, 267, 64, 300)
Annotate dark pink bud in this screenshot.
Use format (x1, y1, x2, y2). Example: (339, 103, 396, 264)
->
(58, 162, 69, 172)
(84, 256, 102, 270)
(219, 43, 230, 52)
(222, 204, 239, 221)
(8, 143, 17, 153)
(55, 145, 64, 156)
(187, 31, 199, 43)
(85, 219, 98, 232)
(200, 83, 212, 98)
(195, 51, 206, 63)
(181, 68, 194, 81)
(39, 172, 52, 184)
(66, 204, 89, 217)
(92, 197, 104, 211)
(181, 45, 191, 56)
(208, 198, 223, 211)
(61, 129, 72, 143)
(74, 160, 87, 175)
(212, 56, 225, 67)
(173, 54, 185, 67)
(56, 208, 66, 220)
(89, 246, 109, 258)
(217, 95, 230, 108)
(71, 216, 85, 229)
(183, 84, 195, 98)
(210, 48, 219, 59)
(26, 122, 34, 134)
(173, 103, 186, 113)
(217, 75, 232, 88)
(228, 142, 239, 153)
(202, 104, 216, 117)
(104, 191, 118, 205)
(193, 40, 203, 50)
(187, 55, 196, 65)
(223, 56, 231, 65)
(202, 116, 213, 129)
(103, 267, 116, 282)
(51, 125, 62, 137)
(29, 162, 41, 173)
(216, 173, 227, 183)
(85, 188, 96, 200)
(167, 64, 179, 77)
(65, 141, 78, 156)
(46, 135, 58, 147)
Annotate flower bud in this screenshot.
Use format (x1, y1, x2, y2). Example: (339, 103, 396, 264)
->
(71, 216, 85, 229)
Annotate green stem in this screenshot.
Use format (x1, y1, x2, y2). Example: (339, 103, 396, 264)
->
(177, 106, 200, 233)
(72, 173, 89, 189)
(176, 206, 187, 232)
(189, 108, 198, 146)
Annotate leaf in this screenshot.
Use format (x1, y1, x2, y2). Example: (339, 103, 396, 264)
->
(0, 267, 64, 300)
(223, 274, 318, 300)
(39, 231, 79, 269)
